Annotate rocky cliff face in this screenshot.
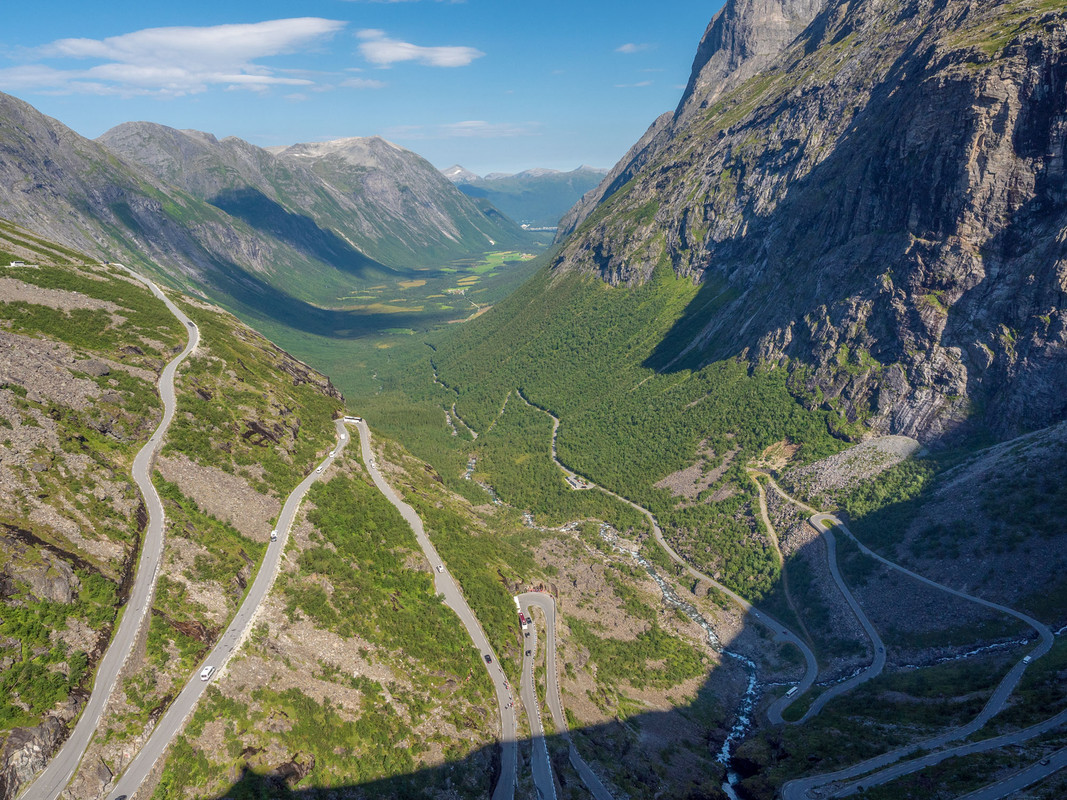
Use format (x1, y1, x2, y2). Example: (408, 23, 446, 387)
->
(559, 0, 827, 238)
(555, 0, 1067, 444)
(0, 93, 222, 284)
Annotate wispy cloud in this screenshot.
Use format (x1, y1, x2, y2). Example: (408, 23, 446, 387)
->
(357, 29, 483, 68)
(0, 18, 345, 96)
(342, 77, 387, 89)
(616, 42, 654, 54)
(385, 120, 538, 139)
(614, 80, 653, 88)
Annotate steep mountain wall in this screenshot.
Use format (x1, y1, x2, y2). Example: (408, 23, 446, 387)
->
(559, 0, 827, 238)
(554, 0, 1067, 444)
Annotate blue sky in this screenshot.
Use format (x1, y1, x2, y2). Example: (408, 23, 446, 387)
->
(0, 0, 722, 175)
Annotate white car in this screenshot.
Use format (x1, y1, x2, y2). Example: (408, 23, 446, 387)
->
(436, 565, 444, 573)
(200, 665, 215, 681)
(270, 530, 278, 542)
(316, 466, 323, 473)
(329, 450, 336, 457)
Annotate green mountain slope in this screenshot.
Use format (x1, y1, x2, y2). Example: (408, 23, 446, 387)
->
(0, 220, 357, 799)
(363, 0, 1067, 598)
(0, 93, 546, 344)
(269, 136, 537, 266)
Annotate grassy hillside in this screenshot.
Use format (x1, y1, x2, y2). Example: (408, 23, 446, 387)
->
(356, 263, 849, 599)
(0, 225, 185, 749)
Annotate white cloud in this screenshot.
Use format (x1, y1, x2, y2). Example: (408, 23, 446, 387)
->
(0, 18, 344, 97)
(356, 29, 483, 68)
(614, 80, 653, 88)
(440, 120, 531, 137)
(386, 120, 537, 139)
(616, 42, 654, 54)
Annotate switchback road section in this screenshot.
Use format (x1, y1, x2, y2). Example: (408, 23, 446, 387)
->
(20, 268, 198, 800)
(107, 420, 348, 800)
(773, 495, 1054, 799)
(515, 393, 818, 723)
(517, 592, 614, 800)
(354, 419, 519, 800)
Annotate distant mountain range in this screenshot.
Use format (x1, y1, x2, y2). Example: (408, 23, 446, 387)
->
(0, 92, 539, 328)
(442, 164, 607, 228)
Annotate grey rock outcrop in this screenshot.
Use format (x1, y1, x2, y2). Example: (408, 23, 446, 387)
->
(0, 695, 83, 800)
(554, 0, 1067, 444)
(676, 0, 828, 121)
(559, 0, 827, 238)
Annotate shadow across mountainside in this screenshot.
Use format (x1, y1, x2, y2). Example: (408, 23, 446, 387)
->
(209, 189, 397, 281)
(201, 642, 755, 800)
(189, 420, 1067, 800)
(620, 2, 1067, 446)
(203, 256, 424, 339)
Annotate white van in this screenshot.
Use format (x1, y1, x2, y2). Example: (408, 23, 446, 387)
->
(200, 665, 216, 681)
(785, 685, 799, 697)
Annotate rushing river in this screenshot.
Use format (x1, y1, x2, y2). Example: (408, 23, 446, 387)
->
(596, 524, 760, 797)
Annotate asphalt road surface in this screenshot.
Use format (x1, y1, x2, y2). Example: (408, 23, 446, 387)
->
(751, 472, 887, 724)
(19, 268, 198, 800)
(515, 597, 556, 800)
(517, 593, 614, 800)
(795, 517, 887, 723)
(956, 745, 1067, 800)
(354, 420, 518, 800)
(781, 510, 1054, 800)
(829, 706, 1067, 798)
(525, 401, 819, 723)
(107, 419, 349, 800)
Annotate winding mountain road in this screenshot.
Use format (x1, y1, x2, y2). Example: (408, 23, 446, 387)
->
(795, 518, 886, 723)
(515, 596, 555, 800)
(19, 268, 198, 800)
(513, 392, 818, 723)
(108, 419, 349, 800)
(956, 745, 1067, 800)
(516, 593, 614, 800)
(353, 420, 518, 800)
(762, 476, 1055, 800)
